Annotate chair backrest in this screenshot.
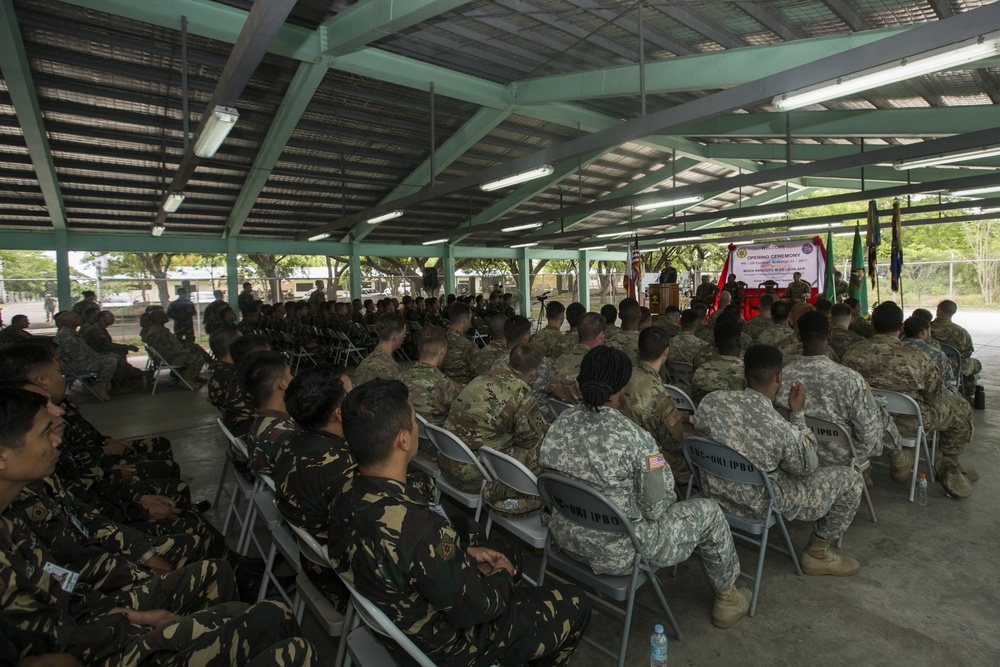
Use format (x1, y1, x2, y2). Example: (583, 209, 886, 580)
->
(479, 447, 540, 497)
(285, 519, 331, 569)
(536, 473, 635, 541)
(870, 388, 923, 429)
(663, 384, 695, 412)
(939, 342, 961, 364)
(217, 417, 237, 444)
(258, 473, 277, 492)
(231, 435, 250, 459)
(682, 436, 766, 486)
(414, 413, 430, 440)
(423, 424, 491, 481)
(338, 575, 437, 667)
(548, 398, 574, 418)
(146, 345, 167, 364)
(804, 415, 862, 462)
(665, 361, 694, 384)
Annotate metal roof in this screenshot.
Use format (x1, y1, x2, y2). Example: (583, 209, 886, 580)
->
(1, 0, 998, 250)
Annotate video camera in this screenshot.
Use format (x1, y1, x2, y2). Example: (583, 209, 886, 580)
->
(536, 291, 550, 302)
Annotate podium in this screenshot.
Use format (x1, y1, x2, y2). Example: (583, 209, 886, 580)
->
(649, 283, 680, 314)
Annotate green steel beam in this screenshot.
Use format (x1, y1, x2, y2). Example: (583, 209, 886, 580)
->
(514, 25, 918, 104)
(54, 230, 71, 309)
(706, 142, 1000, 164)
(225, 236, 239, 309)
(224, 58, 332, 239)
(347, 106, 513, 243)
(320, 0, 472, 56)
(0, 0, 67, 231)
(349, 247, 362, 300)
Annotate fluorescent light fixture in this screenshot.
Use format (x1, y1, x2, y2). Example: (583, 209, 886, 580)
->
(579, 245, 607, 251)
(664, 236, 701, 243)
(510, 242, 538, 248)
(422, 238, 449, 246)
(979, 206, 1000, 214)
(596, 231, 634, 239)
(719, 240, 755, 246)
(894, 145, 1000, 170)
(162, 192, 185, 213)
(729, 211, 787, 223)
(950, 184, 1000, 197)
(501, 222, 544, 232)
(788, 222, 844, 231)
(774, 35, 1000, 111)
(366, 210, 404, 224)
(193, 105, 239, 158)
(308, 232, 331, 241)
(150, 225, 165, 237)
(833, 231, 855, 237)
(634, 195, 703, 212)
(480, 165, 554, 192)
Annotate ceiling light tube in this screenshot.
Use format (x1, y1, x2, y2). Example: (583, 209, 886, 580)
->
(833, 232, 856, 237)
(480, 165, 554, 192)
(634, 195, 703, 212)
(162, 192, 185, 213)
(774, 34, 1000, 111)
(664, 236, 701, 243)
(150, 225, 165, 237)
(308, 232, 331, 241)
(501, 222, 544, 232)
(950, 184, 1000, 197)
(788, 222, 844, 231)
(510, 242, 538, 248)
(728, 211, 788, 223)
(719, 240, 755, 246)
(422, 238, 449, 246)
(193, 105, 239, 158)
(894, 145, 1000, 170)
(366, 210, 404, 224)
(579, 245, 607, 251)
(596, 231, 634, 239)
(979, 206, 1000, 214)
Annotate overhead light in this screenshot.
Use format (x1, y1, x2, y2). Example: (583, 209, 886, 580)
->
(510, 242, 538, 248)
(773, 34, 1000, 111)
(162, 192, 185, 213)
(634, 195, 703, 212)
(193, 105, 239, 158)
(788, 222, 844, 231)
(366, 210, 404, 224)
(833, 231, 855, 237)
(729, 211, 787, 223)
(579, 245, 607, 251)
(719, 240, 755, 246)
(150, 225, 165, 237)
(596, 231, 634, 239)
(308, 232, 331, 241)
(664, 236, 701, 243)
(979, 206, 1000, 214)
(480, 165, 554, 192)
(950, 184, 1000, 197)
(422, 238, 449, 245)
(894, 145, 1000, 170)
(501, 222, 544, 232)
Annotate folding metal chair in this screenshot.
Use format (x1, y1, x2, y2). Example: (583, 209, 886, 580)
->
(334, 331, 366, 366)
(145, 344, 196, 393)
(409, 415, 441, 502)
(804, 416, 878, 526)
(663, 383, 695, 412)
(939, 342, 964, 394)
(548, 397, 574, 418)
(280, 332, 317, 374)
(665, 361, 694, 390)
(61, 363, 106, 402)
(871, 388, 936, 502)
(423, 424, 491, 522)
(214, 418, 257, 536)
(339, 575, 437, 667)
(536, 473, 682, 667)
(252, 479, 299, 606)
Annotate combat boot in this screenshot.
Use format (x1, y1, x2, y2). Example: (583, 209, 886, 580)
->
(800, 533, 861, 577)
(935, 456, 972, 499)
(92, 384, 111, 402)
(952, 458, 979, 483)
(712, 585, 751, 629)
(889, 448, 914, 483)
(862, 469, 874, 488)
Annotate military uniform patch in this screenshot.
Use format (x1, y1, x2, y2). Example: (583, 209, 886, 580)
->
(667, 412, 681, 427)
(439, 541, 455, 560)
(647, 454, 665, 470)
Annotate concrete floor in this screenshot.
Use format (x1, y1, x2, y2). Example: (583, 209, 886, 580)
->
(76, 311, 1000, 666)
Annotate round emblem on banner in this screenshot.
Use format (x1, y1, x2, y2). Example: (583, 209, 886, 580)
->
(801, 243, 814, 254)
(736, 248, 748, 258)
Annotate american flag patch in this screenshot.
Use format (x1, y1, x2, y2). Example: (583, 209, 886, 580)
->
(647, 454, 665, 471)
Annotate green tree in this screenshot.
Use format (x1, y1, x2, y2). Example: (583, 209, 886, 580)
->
(0, 250, 58, 301)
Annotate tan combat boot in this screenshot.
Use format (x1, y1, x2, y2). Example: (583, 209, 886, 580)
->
(935, 456, 972, 498)
(952, 458, 979, 483)
(889, 448, 915, 483)
(862, 468, 874, 488)
(800, 533, 861, 577)
(712, 585, 751, 629)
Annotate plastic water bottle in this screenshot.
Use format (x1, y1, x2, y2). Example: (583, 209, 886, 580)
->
(650, 624, 667, 667)
(915, 472, 928, 507)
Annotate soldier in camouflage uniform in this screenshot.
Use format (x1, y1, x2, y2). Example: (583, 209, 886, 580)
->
(707, 290, 732, 329)
(600, 304, 621, 339)
(471, 315, 507, 376)
(829, 303, 866, 359)
(530, 301, 569, 360)
(491, 316, 556, 421)
(551, 312, 605, 404)
(696, 345, 864, 577)
(652, 304, 681, 337)
(619, 328, 691, 485)
(423, 297, 445, 327)
(604, 297, 641, 367)
(833, 270, 850, 302)
(240, 351, 298, 476)
(722, 274, 745, 310)
(145, 310, 205, 389)
(775, 312, 899, 472)
(742, 293, 776, 341)
(166, 288, 197, 345)
(691, 323, 747, 406)
(755, 300, 793, 346)
(237, 309, 259, 336)
(931, 299, 982, 395)
(354, 313, 405, 385)
(0, 388, 315, 667)
(328, 379, 590, 666)
(441, 302, 476, 385)
(694, 275, 719, 306)
(447, 344, 548, 514)
(540, 346, 751, 628)
(561, 302, 585, 348)
(846, 298, 873, 338)
(400, 327, 462, 435)
(207, 327, 260, 439)
(783, 271, 812, 304)
(691, 303, 714, 343)
(54, 311, 117, 400)
(902, 316, 958, 396)
(668, 309, 707, 367)
(843, 302, 976, 498)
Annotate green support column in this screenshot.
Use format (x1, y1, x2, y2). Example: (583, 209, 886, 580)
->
(443, 246, 456, 297)
(54, 229, 71, 310)
(349, 246, 362, 300)
(517, 249, 530, 317)
(578, 250, 591, 311)
(226, 236, 239, 310)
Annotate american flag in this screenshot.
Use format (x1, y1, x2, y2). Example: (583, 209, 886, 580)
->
(628, 236, 642, 299)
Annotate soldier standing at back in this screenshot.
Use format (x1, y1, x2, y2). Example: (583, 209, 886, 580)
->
(167, 288, 197, 345)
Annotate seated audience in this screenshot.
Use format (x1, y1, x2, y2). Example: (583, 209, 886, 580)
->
(0, 314, 32, 348)
(355, 313, 406, 385)
(530, 301, 569, 360)
(471, 315, 507, 375)
(144, 310, 206, 390)
(239, 351, 297, 476)
(691, 322, 746, 406)
(829, 302, 866, 359)
(931, 299, 982, 396)
(441, 302, 476, 385)
(399, 327, 461, 433)
(605, 298, 641, 366)
(551, 312, 605, 404)
(902, 316, 958, 396)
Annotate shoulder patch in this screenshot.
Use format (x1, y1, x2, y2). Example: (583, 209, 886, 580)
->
(438, 540, 456, 560)
(667, 411, 682, 427)
(647, 453, 665, 471)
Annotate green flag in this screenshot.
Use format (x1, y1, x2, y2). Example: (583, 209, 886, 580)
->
(848, 224, 868, 313)
(823, 229, 835, 301)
